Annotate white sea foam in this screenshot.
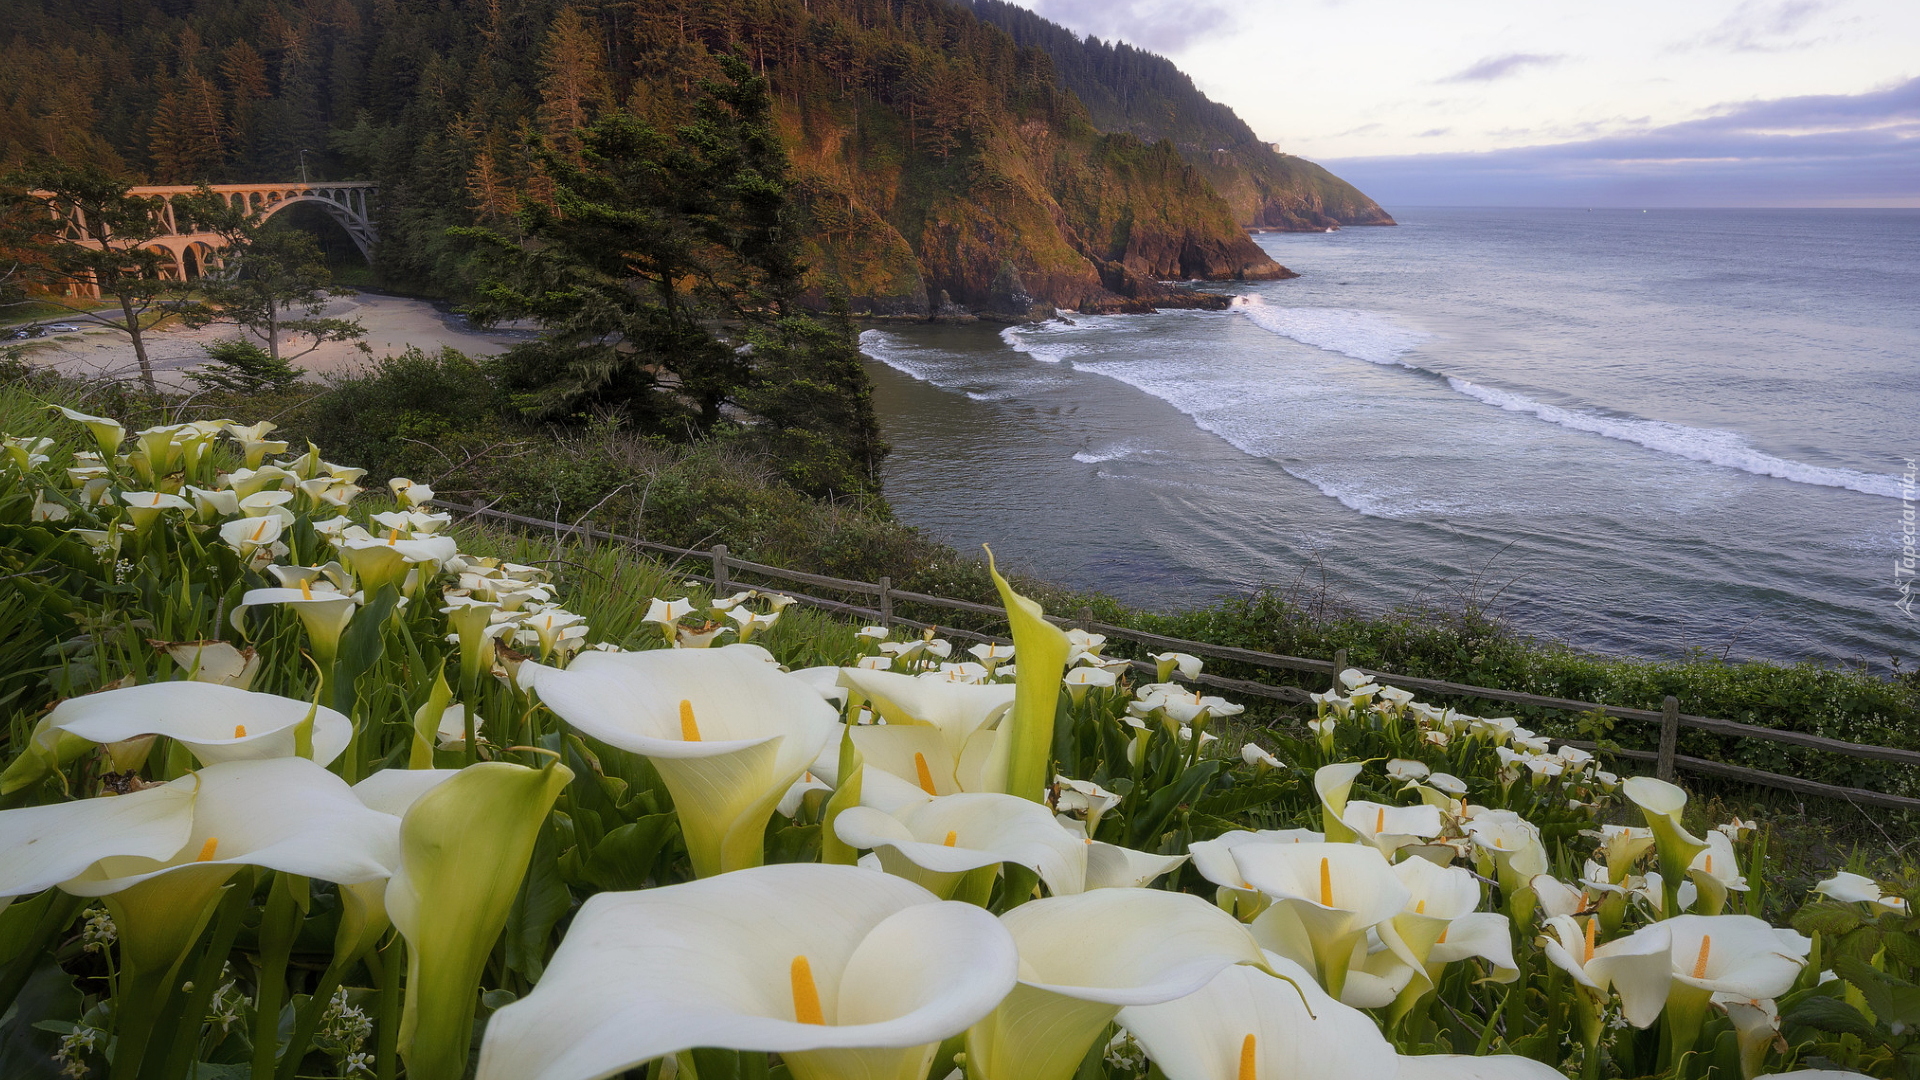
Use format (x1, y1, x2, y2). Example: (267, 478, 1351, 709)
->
(1231, 294, 1428, 366)
(1073, 444, 1165, 464)
(1229, 296, 1905, 500)
(1446, 378, 1905, 499)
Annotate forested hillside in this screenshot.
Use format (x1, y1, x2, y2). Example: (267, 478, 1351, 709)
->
(0, 0, 1395, 315)
(958, 0, 1396, 230)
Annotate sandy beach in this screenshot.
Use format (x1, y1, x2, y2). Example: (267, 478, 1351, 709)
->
(12, 292, 535, 389)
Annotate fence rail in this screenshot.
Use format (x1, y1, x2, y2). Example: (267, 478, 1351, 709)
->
(435, 500, 1920, 813)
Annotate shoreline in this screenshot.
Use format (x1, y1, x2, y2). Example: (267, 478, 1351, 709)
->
(11, 294, 533, 389)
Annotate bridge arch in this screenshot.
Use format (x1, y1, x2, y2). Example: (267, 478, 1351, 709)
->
(41, 180, 379, 295)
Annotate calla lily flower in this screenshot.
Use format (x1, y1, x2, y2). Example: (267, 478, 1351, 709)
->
(986, 548, 1071, 802)
(1061, 665, 1118, 701)
(120, 490, 192, 530)
(839, 667, 1016, 795)
(61, 757, 400, 899)
(1151, 651, 1202, 682)
(49, 681, 352, 767)
(1623, 776, 1710, 911)
(475, 864, 1019, 1080)
(389, 477, 435, 506)
(1384, 856, 1483, 968)
(1687, 829, 1748, 914)
(1242, 742, 1284, 769)
(1188, 829, 1324, 917)
(55, 406, 125, 455)
(50, 756, 404, 1076)
(1052, 775, 1120, 834)
(1386, 758, 1431, 782)
(0, 782, 198, 908)
(218, 513, 286, 559)
(834, 792, 1087, 899)
(1314, 762, 1366, 841)
(1235, 841, 1410, 997)
(234, 585, 358, 668)
(1085, 841, 1189, 889)
(642, 597, 696, 640)
(391, 760, 571, 1080)
(520, 646, 839, 877)
(1341, 800, 1444, 855)
(1813, 871, 1908, 913)
(1119, 953, 1396, 1080)
(163, 640, 260, 688)
(1715, 993, 1782, 1080)
(1427, 911, 1521, 984)
(968, 890, 1265, 1080)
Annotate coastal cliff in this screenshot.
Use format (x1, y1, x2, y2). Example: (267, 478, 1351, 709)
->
(789, 104, 1292, 319)
(958, 0, 1397, 231)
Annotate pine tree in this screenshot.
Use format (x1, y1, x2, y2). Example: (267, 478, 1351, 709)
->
(535, 7, 611, 161)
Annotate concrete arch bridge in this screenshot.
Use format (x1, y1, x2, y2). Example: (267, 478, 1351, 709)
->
(50, 181, 377, 285)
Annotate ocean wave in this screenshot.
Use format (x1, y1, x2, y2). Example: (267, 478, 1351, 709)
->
(1073, 444, 1165, 464)
(1447, 378, 1905, 499)
(1231, 294, 1428, 365)
(1229, 296, 1905, 500)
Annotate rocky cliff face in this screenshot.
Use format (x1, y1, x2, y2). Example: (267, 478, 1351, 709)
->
(1193, 145, 1398, 230)
(788, 109, 1291, 320)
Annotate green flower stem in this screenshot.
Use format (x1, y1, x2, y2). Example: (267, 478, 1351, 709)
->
(105, 868, 238, 1080)
(376, 932, 403, 1080)
(154, 879, 253, 1080)
(250, 874, 306, 1080)
(1661, 984, 1714, 1073)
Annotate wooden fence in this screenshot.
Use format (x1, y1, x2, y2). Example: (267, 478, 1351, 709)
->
(434, 500, 1920, 813)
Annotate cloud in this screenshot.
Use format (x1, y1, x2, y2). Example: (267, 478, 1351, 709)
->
(1440, 53, 1568, 83)
(1670, 0, 1837, 53)
(1319, 77, 1920, 207)
(1024, 0, 1237, 53)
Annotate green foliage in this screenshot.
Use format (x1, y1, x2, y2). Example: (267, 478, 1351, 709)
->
(185, 337, 303, 394)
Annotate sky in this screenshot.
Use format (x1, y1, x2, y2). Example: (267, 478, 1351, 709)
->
(1011, 0, 1920, 206)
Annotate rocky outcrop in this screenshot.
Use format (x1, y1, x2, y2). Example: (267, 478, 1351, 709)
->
(792, 120, 1295, 320)
(1192, 145, 1397, 231)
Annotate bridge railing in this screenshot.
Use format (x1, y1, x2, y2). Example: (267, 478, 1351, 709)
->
(431, 498, 1920, 813)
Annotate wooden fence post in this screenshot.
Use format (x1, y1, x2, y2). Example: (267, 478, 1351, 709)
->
(1657, 695, 1680, 782)
(878, 575, 893, 628)
(711, 544, 729, 597)
(1332, 648, 1348, 687)
(1078, 607, 1094, 632)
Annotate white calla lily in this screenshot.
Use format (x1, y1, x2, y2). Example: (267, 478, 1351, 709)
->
(1236, 841, 1410, 997)
(0, 782, 198, 906)
(1342, 800, 1445, 854)
(1813, 871, 1907, 913)
(834, 792, 1087, 899)
(1119, 953, 1395, 1080)
(476, 864, 1018, 1080)
(521, 648, 839, 876)
(61, 757, 400, 896)
(48, 682, 351, 768)
(968, 890, 1265, 1080)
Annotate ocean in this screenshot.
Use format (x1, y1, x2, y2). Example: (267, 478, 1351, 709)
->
(859, 208, 1920, 665)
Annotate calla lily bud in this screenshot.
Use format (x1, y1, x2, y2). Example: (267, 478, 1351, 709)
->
(986, 547, 1070, 802)
(390, 760, 573, 1080)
